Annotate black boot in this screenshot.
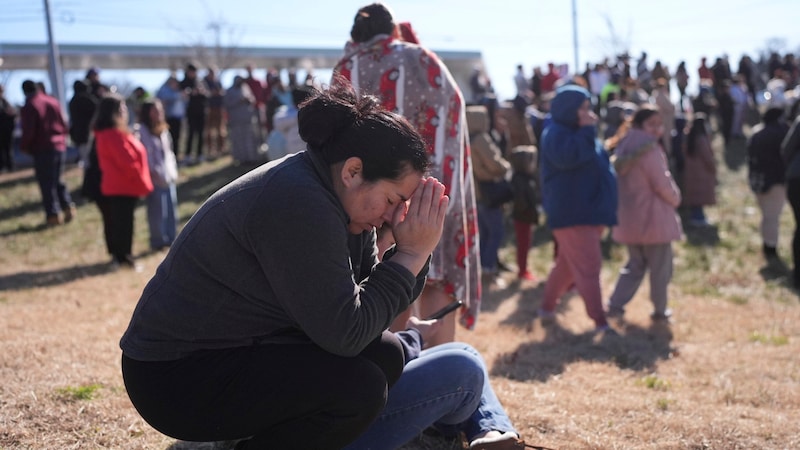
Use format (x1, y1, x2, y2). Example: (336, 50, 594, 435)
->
(793, 267, 800, 290)
(763, 244, 778, 260)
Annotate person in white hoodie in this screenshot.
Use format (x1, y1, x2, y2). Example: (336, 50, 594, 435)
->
(136, 99, 179, 251)
(269, 85, 315, 160)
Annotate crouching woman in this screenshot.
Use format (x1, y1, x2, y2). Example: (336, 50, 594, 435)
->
(120, 84, 448, 450)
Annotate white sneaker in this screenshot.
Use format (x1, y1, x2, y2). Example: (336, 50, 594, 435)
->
(469, 431, 524, 449)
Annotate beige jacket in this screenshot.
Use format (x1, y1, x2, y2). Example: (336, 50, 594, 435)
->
(467, 105, 510, 185)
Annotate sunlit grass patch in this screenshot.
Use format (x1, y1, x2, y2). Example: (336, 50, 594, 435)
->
(749, 331, 789, 346)
(55, 383, 102, 401)
(726, 295, 749, 305)
(656, 397, 673, 411)
(637, 374, 671, 391)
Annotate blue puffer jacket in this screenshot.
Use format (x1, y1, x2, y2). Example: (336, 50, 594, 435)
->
(539, 85, 618, 229)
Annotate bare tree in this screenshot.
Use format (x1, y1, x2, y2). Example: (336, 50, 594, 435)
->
(761, 37, 788, 59)
(596, 12, 633, 62)
(168, 3, 244, 76)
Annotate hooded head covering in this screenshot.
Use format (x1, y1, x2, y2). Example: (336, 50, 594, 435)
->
(350, 3, 395, 43)
(550, 85, 590, 127)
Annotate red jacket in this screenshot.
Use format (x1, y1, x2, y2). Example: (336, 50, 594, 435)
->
(20, 92, 67, 152)
(94, 128, 153, 197)
(245, 76, 265, 106)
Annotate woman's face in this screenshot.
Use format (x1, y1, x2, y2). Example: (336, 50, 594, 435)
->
(577, 99, 597, 127)
(119, 103, 129, 124)
(340, 165, 423, 235)
(150, 102, 165, 123)
(641, 113, 665, 139)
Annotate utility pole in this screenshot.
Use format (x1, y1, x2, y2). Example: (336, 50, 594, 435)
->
(572, 0, 579, 75)
(43, 0, 66, 110)
(207, 20, 222, 69)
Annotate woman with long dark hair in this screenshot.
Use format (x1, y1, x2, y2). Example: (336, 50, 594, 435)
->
(93, 94, 153, 269)
(682, 113, 717, 227)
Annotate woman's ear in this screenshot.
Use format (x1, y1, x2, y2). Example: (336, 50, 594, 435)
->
(340, 157, 364, 188)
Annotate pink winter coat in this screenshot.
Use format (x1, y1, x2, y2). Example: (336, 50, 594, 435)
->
(612, 128, 683, 245)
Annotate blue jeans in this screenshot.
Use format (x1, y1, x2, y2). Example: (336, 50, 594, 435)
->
(477, 203, 505, 271)
(690, 206, 706, 221)
(32, 148, 72, 218)
(146, 184, 178, 249)
(344, 342, 516, 450)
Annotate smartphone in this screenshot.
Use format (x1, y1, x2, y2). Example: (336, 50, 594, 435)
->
(425, 300, 463, 320)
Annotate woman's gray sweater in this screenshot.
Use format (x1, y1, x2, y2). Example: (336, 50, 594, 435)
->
(120, 151, 427, 361)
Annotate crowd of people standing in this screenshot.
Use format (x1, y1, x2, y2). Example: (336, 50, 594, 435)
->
(467, 47, 800, 331)
(2, 61, 326, 271)
(3, 5, 800, 446)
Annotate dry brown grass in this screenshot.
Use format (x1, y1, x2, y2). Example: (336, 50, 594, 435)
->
(1, 132, 799, 450)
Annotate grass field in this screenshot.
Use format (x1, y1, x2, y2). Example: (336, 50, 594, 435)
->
(0, 130, 798, 450)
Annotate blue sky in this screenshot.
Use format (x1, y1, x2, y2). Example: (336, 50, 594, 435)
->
(2, 0, 798, 105)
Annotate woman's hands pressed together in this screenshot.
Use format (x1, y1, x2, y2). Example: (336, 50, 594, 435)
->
(388, 177, 449, 275)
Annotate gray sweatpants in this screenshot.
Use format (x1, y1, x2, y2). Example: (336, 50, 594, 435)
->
(608, 242, 673, 315)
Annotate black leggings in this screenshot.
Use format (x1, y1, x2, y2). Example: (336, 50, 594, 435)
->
(104, 196, 138, 264)
(122, 330, 404, 449)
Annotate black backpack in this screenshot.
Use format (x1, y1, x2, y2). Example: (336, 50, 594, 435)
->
(81, 140, 103, 202)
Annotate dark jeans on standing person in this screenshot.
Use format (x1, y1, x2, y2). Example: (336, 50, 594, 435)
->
(121, 330, 405, 450)
(166, 117, 182, 156)
(0, 129, 14, 171)
(105, 195, 138, 264)
(32, 148, 72, 219)
(477, 202, 505, 271)
(185, 113, 206, 159)
(787, 177, 800, 286)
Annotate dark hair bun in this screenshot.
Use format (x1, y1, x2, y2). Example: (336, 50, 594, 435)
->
(350, 3, 395, 43)
(296, 79, 429, 180)
(298, 82, 382, 150)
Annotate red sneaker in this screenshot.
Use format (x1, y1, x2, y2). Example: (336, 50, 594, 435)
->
(518, 271, 536, 281)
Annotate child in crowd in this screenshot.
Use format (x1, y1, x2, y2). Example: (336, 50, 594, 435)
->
(607, 106, 683, 322)
(509, 145, 540, 281)
(136, 99, 179, 251)
(681, 114, 717, 227)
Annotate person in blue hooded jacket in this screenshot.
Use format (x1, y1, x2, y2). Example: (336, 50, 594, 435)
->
(538, 84, 618, 332)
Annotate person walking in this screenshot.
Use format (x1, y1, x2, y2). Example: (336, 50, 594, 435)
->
(538, 84, 618, 332)
(19, 80, 76, 226)
(606, 107, 683, 322)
